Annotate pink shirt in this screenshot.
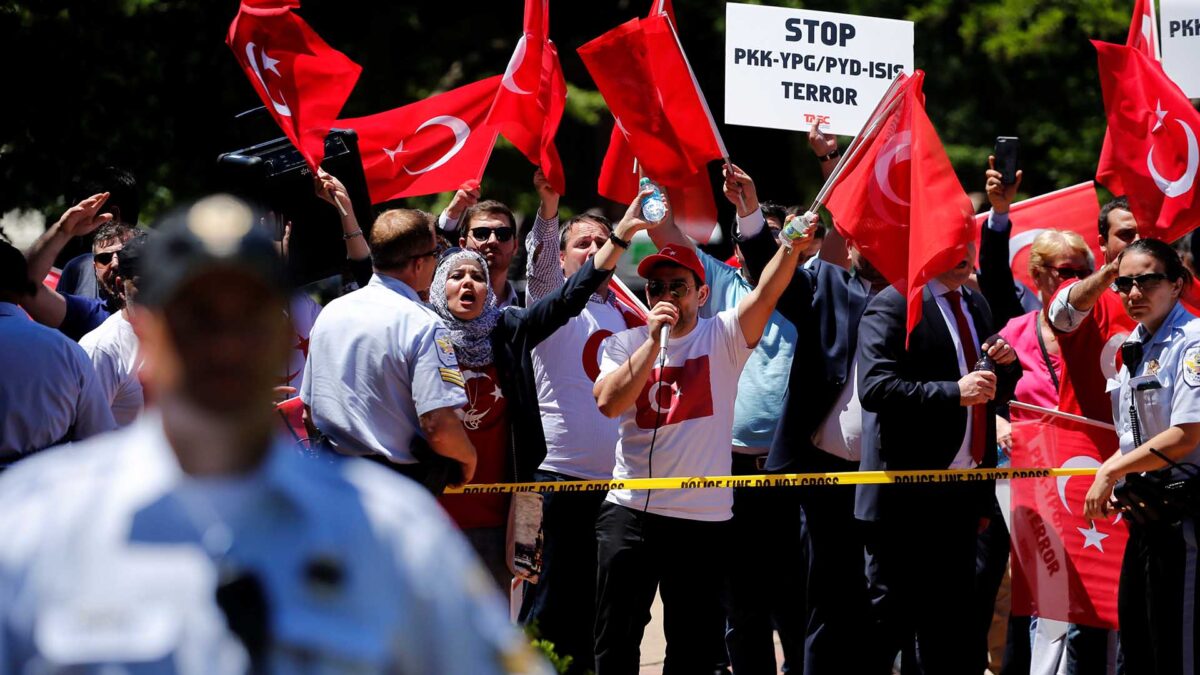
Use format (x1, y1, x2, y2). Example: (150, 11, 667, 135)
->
(1000, 311, 1061, 422)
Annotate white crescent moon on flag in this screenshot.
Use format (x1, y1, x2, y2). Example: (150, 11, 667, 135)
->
(245, 42, 292, 117)
(874, 131, 912, 208)
(501, 35, 532, 95)
(1008, 229, 1048, 266)
(1148, 118, 1199, 198)
(1056, 455, 1101, 513)
(403, 116, 471, 175)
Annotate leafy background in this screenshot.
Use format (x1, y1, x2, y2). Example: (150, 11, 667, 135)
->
(0, 0, 1138, 252)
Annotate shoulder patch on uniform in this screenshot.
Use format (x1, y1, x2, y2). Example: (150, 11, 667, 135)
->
(439, 367, 465, 388)
(1184, 347, 1200, 387)
(434, 329, 458, 367)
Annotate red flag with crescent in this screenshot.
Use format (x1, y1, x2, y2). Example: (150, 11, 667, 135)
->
(1008, 402, 1126, 629)
(973, 183, 1102, 292)
(1097, 0, 1162, 196)
(824, 70, 975, 342)
(582, 9, 723, 241)
(1094, 41, 1200, 242)
(339, 77, 502, 203)
(486, 0, 568, 194)
(634, 355, 714, 429)
(226, 2, 361, 173)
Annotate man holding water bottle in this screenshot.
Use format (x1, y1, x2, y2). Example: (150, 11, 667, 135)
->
(590, 184, 810, 674)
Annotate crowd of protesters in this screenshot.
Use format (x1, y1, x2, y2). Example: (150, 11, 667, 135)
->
(1, 123, 1199, 675)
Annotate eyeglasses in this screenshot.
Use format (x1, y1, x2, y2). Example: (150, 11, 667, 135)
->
(646, 279, 693, 299)
(469, 226, 515, 243)
(1112, 272, 1169, 294)
(1042, 265, 1090, 280)
(94, 251, 120, 265)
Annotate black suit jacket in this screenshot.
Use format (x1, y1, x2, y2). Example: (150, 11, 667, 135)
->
(736, 225, 870, 472)
(854, 284, 1020, 522)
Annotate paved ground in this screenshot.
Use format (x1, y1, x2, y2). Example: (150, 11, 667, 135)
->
(637, 592, 786, 675)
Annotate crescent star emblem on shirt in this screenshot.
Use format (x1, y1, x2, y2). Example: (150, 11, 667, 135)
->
(647, 379, 680, 415)
(1146, 100, 1199, 199)
(501, 35, 532, 95)
(399, 116, 472, 176)
(245, 42, 292, 117)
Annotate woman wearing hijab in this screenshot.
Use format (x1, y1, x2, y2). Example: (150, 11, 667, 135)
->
(429, 189, 659, 588)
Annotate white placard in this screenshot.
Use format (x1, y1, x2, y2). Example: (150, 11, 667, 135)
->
(1161, 0, 1200, 97)
(724, 3, 914, 137)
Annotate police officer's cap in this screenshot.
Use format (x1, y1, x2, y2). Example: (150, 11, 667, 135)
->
(139, 194, 286, 307)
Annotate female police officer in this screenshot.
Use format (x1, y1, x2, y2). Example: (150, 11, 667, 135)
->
(1085, 238, 1200, 674)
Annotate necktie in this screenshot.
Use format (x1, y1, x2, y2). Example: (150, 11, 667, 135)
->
(945, 290, 986, 464)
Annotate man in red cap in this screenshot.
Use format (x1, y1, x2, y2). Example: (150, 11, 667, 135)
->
(591, 211, 811, 673)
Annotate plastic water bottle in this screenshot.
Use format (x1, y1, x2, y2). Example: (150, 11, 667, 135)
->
(640, 177, 666, 223)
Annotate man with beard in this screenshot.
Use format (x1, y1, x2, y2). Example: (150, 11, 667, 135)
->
(438, 185, 524, 308)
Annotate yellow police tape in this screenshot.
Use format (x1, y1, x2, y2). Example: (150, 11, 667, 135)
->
(442, 467, 1100, 494)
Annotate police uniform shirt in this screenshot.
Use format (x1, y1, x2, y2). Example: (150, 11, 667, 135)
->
(0, 414, 549, 674)
(1110, 301, 1200, 464)
(301, 274, 467, 463)
(0, 301, 115, 463)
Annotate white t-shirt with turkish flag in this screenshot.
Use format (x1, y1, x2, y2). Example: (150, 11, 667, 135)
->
(598, 308, 753, 521)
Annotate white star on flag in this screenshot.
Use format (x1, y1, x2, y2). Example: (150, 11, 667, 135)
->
(1077, 521, 1110, 552)
(382, 141, 406, 163)
(261, 50, 282, 77)
(1153, 99, 1168, 133)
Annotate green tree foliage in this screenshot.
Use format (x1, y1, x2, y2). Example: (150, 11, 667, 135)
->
(1, 0, 1138, 233)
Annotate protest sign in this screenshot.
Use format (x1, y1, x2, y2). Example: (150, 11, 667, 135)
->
(724, 3, 914, 136)
(1161, 0, 1200, 96)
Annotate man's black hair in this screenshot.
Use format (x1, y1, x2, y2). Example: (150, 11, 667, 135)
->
(1099, 196, 1130, 241)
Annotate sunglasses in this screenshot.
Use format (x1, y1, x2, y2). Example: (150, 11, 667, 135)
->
(1042, 265, 1090, 280)
(1112, 272, 1169, 294)
(469, 226, 515, 243)
(94, 250, 120, 265)
(646, 279, 693, 299)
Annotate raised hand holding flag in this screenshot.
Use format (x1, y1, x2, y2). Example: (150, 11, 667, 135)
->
(226, 1, 361, 173)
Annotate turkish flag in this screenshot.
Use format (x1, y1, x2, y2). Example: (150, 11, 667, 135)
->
(339, 77, 502, 203)
(486, 0, 567, 194)
(1094, 41, 1200, 242)
(582, 11, 723, 241)
(227, 2, 361, 173)
(634, 355, 714, 429)
(610, 275, 649, 328)
(974, 182, 1102, 291)
(1008, 402, 1126, 629)
(824, 70, 975, 342)
(1096, 0, 1162, 196)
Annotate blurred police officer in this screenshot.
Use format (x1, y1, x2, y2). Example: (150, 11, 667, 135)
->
(0, 196, 546, 673)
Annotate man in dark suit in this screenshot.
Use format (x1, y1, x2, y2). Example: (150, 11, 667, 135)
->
(738, 214, 890, 674)
(855, 243, 1020, 674)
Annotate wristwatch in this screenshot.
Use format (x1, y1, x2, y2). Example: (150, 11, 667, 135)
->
(609, 230, 631, 249)
(818, 149, 841, 162)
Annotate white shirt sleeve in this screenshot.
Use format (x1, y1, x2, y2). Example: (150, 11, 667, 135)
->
(597, 328, 638, 385)
(69, 344, 117, 440)
(734, 209, 766, 240)
(987, 211, 1010, 232)
(1048, 281, 1091, 333)
(437, 209, 460, 238)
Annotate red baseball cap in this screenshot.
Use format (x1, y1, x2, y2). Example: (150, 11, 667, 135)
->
(636, 244, 706, 284)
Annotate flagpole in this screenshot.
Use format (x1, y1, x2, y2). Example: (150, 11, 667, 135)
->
(807, 73, 909, 214)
